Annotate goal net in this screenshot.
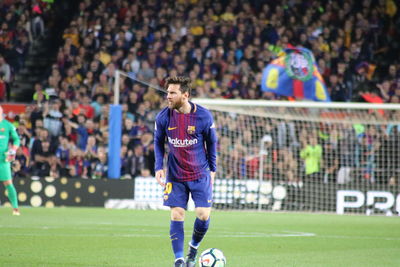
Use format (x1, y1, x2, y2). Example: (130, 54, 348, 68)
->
(192, 99, 400, 215)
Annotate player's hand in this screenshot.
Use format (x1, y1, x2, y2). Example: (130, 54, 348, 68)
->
(5, 149, 16, 162)
(210, 171, 216, 185)
(155, 169, 166, 187)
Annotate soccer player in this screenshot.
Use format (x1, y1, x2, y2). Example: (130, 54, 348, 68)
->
(0, 105, 21, 215)
(154, 77, 217, 267)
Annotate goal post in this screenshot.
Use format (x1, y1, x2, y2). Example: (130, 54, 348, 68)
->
(107, 70, 122, 179)
(192, 98, 400, 215)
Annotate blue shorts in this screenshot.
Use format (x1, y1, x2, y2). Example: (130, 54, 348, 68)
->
(163, 175, 213, 209)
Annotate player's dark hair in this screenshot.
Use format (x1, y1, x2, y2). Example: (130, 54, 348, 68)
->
(165, 76, 192, 96)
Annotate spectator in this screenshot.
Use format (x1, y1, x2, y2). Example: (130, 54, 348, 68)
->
(129, 117, 150, 146)
(30, 127, 53, 159)
(91, 146, 108, 179)
(300, 136, 323, 180)
(33, 83, 50, 103)
(31, 140, 56, 177)
(31, 4, 45, 39)
(80, 94, 95, 119)
(68, 149, 87, 178)
(55, 135, 71, 177)
(355, 126, 379, 183)
(277, 148, 298, 183)
(12, 159, 28, 178)
(322, 141, 339, 183)
(120, 145, 131, 178)
(91, 94, 105, 118)
(67, 115, 101, 150)
(14, 147, 29, 178)
(0, 74, 6, 101)
(329, 74, 349, 102)
(43, 100, 63, 137)
(276, 118, 299, 149)
(16, 122, 32, 152)
(128, 144, 146, 178)
(0, 55, 11, 100)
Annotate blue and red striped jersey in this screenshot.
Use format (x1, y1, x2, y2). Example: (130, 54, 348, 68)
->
(154, 102, 217, 182)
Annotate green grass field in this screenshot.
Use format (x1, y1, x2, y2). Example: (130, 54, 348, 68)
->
(1, 207, 399, 267)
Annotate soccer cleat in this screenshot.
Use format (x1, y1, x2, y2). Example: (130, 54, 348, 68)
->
(174, 258, 185, 267)
(185, 244, 198, 267)
(12, 208, 20, 216)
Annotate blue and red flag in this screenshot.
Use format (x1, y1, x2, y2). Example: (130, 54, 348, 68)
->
(261, 47, 330, 102)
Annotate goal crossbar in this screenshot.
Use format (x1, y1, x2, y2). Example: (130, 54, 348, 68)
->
(192, 98, 400, 110)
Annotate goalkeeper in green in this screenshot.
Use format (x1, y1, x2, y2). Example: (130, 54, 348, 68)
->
(0, 105, 21, 215)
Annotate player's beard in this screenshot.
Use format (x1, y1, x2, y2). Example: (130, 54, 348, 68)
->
(168, 97, 184, 110)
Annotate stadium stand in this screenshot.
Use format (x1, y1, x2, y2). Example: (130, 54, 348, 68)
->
(0, 0, 53, 100)
(2, 0, 400, 184)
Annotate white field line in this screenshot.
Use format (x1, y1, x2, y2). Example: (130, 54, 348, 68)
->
(1, 225, 399, 241)
(0, 225, 314, 238)
(2, 232, 398, 241)
(0, 232, 314, 238)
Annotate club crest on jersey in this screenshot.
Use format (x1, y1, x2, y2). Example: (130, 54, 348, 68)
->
(187, 125, 195, 134)
(0, 128, 4, 132)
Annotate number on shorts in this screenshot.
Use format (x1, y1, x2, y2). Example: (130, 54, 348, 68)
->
(164, 182, 172, 194)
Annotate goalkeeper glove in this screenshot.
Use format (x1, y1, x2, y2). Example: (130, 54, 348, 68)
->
(5, 149, 16, 162)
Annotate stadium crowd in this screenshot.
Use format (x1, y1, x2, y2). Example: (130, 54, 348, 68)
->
(0, 0, 49, 101)
(2, 0, 400, 183)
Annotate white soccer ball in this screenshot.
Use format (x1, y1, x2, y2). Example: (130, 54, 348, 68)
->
(198, 248, 226, 267)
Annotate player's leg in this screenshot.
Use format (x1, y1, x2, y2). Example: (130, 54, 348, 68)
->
(186, 175, 213, 267)
(163, 181, 189, 266)
(186, 207, 211, 267)
(0, 162, 19, 215)
(171, 207, 186, 267)
(4, 180, 20, 215)
(191, 207, 211, 247)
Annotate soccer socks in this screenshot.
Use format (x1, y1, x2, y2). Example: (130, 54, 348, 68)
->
(190, 217, 210, 248)
(6, 184, 18, 209)
(170, 220, 184, 260)
(170, 218, 210, 260)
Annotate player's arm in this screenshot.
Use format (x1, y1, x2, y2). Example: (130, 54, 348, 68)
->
(204, 114, 218, 182)
(154, 114, 166, 186)
(300, 146, 309, 159)
(6, 123, 20, 162)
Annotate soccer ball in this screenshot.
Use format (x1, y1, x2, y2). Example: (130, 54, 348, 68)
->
(198, 248, 226, 267)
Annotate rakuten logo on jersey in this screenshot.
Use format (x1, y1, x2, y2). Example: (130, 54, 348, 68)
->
(168, 137, 198, 147)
